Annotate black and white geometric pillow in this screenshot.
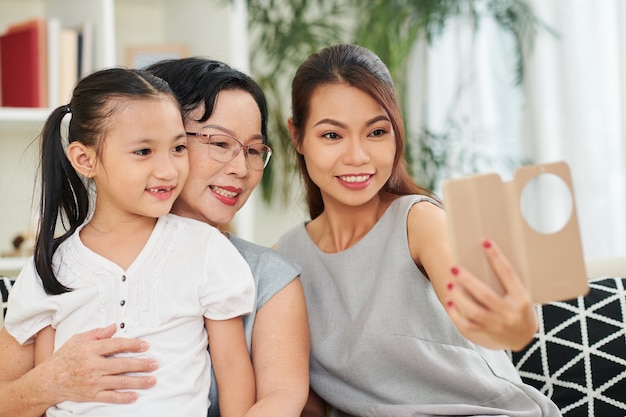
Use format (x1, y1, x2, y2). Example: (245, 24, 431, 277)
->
(1, 276, 14, 320)
(510, 277, 626, 416)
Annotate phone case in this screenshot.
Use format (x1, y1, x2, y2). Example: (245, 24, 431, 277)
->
(442, 161, 588, 303)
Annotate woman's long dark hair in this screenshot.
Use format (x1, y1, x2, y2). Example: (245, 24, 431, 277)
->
(146, 57, 269, 144)
(36, 68, 175, 295)
(290, 44, 435, 219)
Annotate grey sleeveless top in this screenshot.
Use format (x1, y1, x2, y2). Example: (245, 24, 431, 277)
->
(275, 195, 561, 417)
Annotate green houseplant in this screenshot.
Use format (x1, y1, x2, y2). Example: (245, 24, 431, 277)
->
(239, 0, 547, 201)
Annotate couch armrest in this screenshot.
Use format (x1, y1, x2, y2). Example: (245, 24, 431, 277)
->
(1, 276, 15, 329)
(586, 256, 626, 279)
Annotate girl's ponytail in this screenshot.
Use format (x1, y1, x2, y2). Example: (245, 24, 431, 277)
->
(34, 105, 89, 295)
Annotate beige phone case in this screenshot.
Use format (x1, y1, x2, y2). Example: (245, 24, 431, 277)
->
(442, 161, 588, 303)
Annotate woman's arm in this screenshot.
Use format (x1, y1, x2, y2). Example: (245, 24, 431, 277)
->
(0, 324, 158, 417)
(245, 278, 310, 417)
(407, 202, 537, 351)
(206, 316, 255, 417)
(0, 327, 40, 417)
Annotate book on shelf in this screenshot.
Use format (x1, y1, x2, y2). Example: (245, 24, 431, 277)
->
(47, 17, 80, 106)
(59, 28, 79, 104)
(1, 17, 94, 110)
(77, 20, 94, 79)
(46, 18, 59, 108)
(0, 18, 48, 108)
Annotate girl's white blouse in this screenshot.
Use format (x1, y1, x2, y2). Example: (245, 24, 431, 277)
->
(5, 214, 255, 416)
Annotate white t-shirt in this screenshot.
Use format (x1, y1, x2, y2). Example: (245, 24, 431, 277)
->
(5, 214, 255, 417)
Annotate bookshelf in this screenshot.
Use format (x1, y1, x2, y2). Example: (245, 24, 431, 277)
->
(0, 0, 239, 255)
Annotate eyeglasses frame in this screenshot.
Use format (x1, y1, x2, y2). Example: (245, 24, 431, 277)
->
(185, 131, 273, 170)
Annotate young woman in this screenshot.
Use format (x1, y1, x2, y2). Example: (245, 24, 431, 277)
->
(1, 68, 256, 417)
(0, 59, 309, 417)
(275, 44, 562, 416)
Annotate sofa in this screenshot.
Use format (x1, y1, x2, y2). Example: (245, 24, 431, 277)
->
(509, 257, 626, 416)
(1, 275, 12, 326)
(1, 258, 625, 415)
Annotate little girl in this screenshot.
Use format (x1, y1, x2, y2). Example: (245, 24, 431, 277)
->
(1, 68, 255, 417)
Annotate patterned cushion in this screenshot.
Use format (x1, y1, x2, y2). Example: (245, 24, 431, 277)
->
(1, 276, 14, 319)
(510, 277, 626, 416)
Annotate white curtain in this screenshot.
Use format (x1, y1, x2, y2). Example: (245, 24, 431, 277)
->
(408, 0, 626, 259)
(524, 0, 626, 258)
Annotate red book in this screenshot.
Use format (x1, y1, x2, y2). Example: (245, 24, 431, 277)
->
(0, 18, 47, 107)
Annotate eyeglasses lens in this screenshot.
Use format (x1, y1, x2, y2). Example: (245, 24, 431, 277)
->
(207, 135, 271, 170)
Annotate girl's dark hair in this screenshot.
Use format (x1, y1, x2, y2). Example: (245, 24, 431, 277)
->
(290, 44, 435, 219)
(36, 68, 176, 295)
(146, 57, 269, 144)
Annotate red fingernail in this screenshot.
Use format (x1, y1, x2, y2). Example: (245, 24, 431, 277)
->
(451, 266, 459, 276)
(482, 239, 492, 249)
(446, 300, 454, 308)
(447, 282, 454, 291)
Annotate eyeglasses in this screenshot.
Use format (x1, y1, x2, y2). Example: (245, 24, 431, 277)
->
(186, 132, 272, 170)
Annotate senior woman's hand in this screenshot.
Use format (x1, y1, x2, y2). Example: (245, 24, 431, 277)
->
(42, 324, 158, 402)
(445, 239, 538, 351)
(0, 324, 157, 417)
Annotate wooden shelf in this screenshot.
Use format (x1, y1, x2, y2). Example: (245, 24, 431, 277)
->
(0, 108, 48, 136)
(0, 107, 50, 122)
(0, 256, 28, 277)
